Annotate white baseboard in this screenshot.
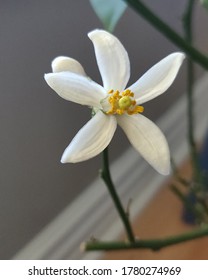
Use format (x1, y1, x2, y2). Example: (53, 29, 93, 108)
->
(14, 74, 208, 260)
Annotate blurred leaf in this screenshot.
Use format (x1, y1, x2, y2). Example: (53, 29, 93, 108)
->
(201, 0, 208, 9)
(89, 0, 127, 32)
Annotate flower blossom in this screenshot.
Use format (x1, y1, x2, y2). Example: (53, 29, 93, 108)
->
(44, 29, 185, 175)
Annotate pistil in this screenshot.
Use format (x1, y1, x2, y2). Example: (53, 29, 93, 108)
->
(105, 89, 144, 115)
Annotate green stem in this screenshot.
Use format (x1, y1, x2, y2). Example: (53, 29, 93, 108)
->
(84, 225, 208, 251)
(124, 0, 208, 70)
(101, 148, 135, 243)
(183, 0, 200, 181)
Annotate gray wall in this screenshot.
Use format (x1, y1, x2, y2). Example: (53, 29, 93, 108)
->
(0, 0, 207, 258)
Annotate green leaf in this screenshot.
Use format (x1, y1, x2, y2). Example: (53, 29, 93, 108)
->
(201, 0, 208, 9)
(89, 0, 127, 32)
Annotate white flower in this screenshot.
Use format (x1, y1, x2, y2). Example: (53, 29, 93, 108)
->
(44, 29, 185, 175)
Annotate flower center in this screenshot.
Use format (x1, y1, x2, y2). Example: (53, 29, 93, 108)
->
(104, 89, 144, 115)
(118, 96, 132, 109)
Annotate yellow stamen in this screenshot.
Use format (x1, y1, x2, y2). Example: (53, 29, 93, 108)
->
(105, 89, 144, 116)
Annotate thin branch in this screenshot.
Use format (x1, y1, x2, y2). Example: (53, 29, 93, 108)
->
(101, 148, 135, 243)
(124, 0, 208, 70)
(83, 225, 208, 251)
(183, 0, 201, 183)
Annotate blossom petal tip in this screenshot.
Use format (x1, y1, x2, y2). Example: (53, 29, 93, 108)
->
(44, 73, 58, 90)
(60, 153, 74, 164)
(51, 56, 87, 76)
(156, 155, 171, 175)
(154, 152, 171, 176)
(51, 56, 68, 72)
(173, 52, 186, 63)
(44, 73, 52, 82)
(159, 165, 170, 176)
(168, 52, 186, 69)
(60, 157, 67, 164)
(88, 29, 103, 39)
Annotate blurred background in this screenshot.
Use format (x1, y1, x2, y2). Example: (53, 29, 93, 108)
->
(0, 0, 208, 259)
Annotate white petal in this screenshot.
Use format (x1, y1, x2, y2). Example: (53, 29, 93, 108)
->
(117, 114, 170, 175)
(88, 29, 130, 91)
(52, 56, 87, 76)
(129, 52, 185, 104)
(44, 72, 106, 107)
(61, 111, 117, 163)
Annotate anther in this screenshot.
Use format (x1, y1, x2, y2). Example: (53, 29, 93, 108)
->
(105, 89, 144, 116)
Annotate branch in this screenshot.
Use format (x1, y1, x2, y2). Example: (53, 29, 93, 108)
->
(124, 0, 208, 70)
(101, 148, 135, 243)
(83, 225, 208, 251)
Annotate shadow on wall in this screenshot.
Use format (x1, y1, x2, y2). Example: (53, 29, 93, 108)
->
(0, 0, 207, 259)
